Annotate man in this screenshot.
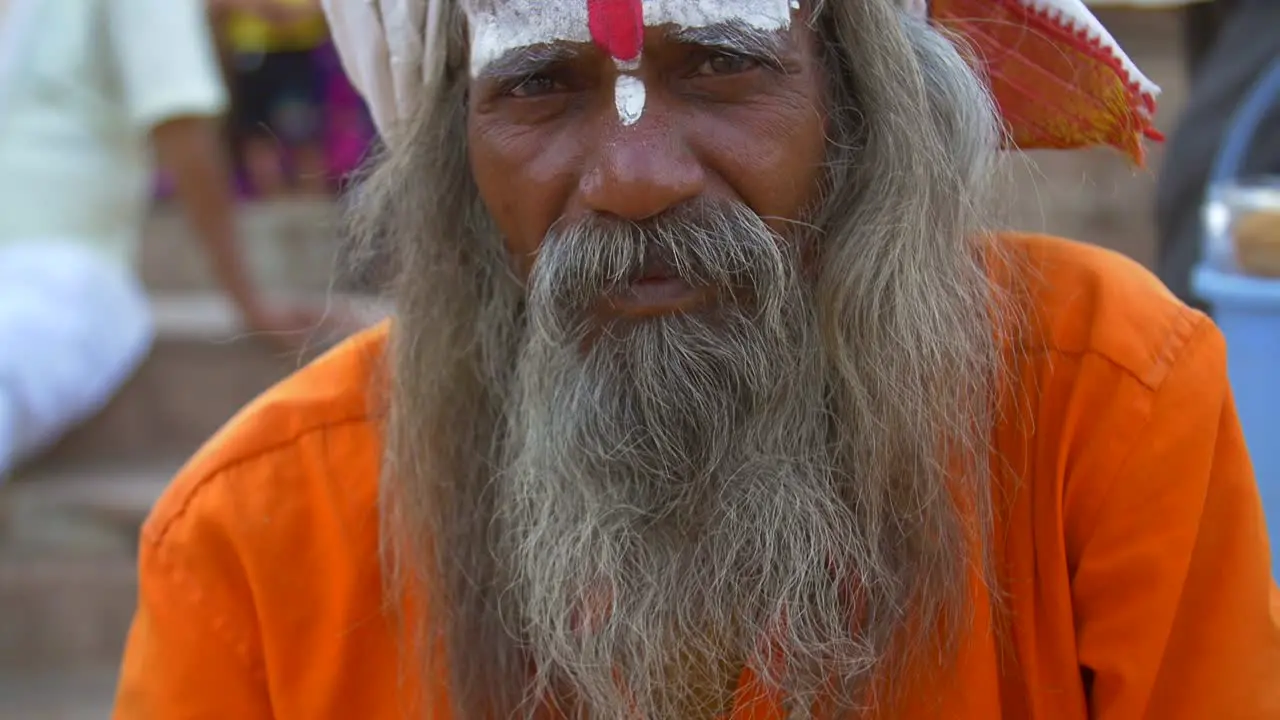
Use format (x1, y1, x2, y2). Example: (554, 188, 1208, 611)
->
(1155, 0, 1280, 307)
(114, 1, 1280, 718)
(0, 0, 324, 477)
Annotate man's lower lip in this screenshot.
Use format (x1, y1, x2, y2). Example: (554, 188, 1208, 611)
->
(607, 278, 708, 314)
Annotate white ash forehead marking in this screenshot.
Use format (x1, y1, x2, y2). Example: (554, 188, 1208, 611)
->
(614, 75, 647, 126)
(465, 0, 795, 77)
(640, 0, 793, 33)
(465, 2, 590, 77)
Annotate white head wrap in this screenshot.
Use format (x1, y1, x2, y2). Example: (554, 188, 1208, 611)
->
(321, 0, 446, 139)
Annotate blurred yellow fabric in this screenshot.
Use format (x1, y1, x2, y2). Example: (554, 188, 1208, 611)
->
(224, 1, 327, 54)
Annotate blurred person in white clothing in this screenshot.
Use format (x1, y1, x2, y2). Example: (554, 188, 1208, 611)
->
(0, 0, 327, 479)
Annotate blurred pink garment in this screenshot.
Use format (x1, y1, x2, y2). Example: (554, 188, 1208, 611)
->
(320, 42, 375, 180)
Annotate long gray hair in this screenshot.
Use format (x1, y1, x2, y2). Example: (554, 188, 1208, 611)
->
(345, 0, 1013, 717)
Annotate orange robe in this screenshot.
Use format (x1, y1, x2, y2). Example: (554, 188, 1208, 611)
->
(113, 234, 1280, 719)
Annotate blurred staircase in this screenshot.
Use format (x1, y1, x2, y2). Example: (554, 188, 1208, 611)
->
(0, 198, 386, 718)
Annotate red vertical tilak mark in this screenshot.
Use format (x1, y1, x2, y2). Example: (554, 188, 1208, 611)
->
(587, 0, 644, 62)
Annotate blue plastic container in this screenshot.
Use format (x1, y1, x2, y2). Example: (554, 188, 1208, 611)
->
(1193, 55, 1280, 575)
(1193, 268, 1280, 531)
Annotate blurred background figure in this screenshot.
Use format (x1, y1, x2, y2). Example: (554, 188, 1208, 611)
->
(0, 0, 321, 480)
(1156, 0, 1280, 308)
(211, 0, 332, 198)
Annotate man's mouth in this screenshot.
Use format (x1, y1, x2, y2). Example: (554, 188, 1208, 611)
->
(605, 257, 709, 316)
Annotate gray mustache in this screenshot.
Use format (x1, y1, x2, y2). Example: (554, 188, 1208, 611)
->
(527, 201, 793, 325)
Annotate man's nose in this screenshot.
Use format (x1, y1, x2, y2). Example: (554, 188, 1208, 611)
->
(577, 118, 706, 221)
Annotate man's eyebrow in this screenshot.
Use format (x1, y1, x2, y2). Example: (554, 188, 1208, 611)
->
(664, 21, 790, 66)
(478, 43, 580, 83)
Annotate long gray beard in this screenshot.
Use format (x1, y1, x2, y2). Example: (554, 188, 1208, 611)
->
(496, 202, 874, 718)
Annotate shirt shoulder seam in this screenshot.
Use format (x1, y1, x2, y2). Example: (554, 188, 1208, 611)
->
(1018, 305, 1206, 394)
(143, 411, 374, 548)
(1068, 313, 1220, 557)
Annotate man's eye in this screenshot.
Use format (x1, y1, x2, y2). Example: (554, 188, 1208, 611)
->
(695, 52, 761, 77)
(506, 74, 562, 98)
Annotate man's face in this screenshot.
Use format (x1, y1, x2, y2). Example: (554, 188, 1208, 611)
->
(383, 2, 1006, 715)
(466, 0, 827, 317)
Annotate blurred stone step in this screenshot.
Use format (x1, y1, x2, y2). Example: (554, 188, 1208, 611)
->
(0, 461, 171, 673)
(0, 555, 138, 674)
(2, 460, 176, 555)
(26, 293, 387, 470)
(0, 665, 120, 719)
(140, 198, 353, 295)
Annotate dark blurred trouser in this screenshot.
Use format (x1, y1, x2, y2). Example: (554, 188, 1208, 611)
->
(230, 49, 326, 147)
